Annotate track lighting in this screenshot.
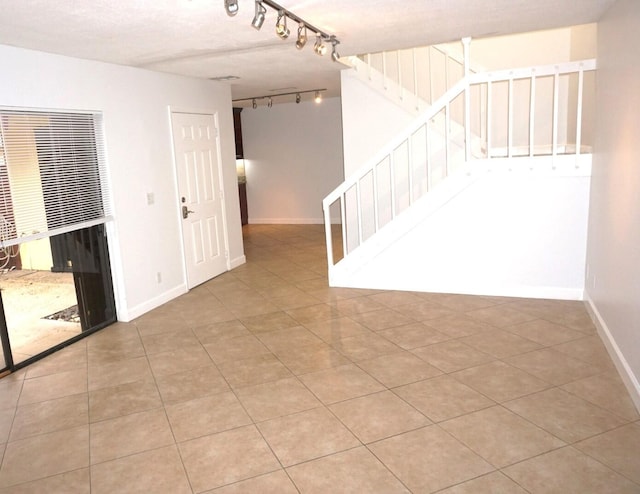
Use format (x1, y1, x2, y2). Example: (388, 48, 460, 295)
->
(275, 10, 290, 39)
(314, 34, 327, 56)
(252, 99, 257, 109)
(252, 1, 267, 30)
(224, 0, 239, 16)
(296, 93, 301, 104)
(233, 88, 327, 108)
(330, 36, 340, 62)
(226, 0, 340, 63)
(296, 23, 307, 50)
(314, 91, 322, 103)
(267, 97, 273, 108)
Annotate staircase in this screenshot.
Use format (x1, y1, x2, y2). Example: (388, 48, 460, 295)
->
(323, 40, 596, 298)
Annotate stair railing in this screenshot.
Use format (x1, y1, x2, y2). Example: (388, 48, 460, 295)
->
(323, 58, 596, 271)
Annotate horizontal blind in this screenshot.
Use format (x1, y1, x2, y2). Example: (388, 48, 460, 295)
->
(0, 109, 111, 247)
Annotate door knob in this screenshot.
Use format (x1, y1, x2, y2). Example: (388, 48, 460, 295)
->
(182, 205, 195, 219)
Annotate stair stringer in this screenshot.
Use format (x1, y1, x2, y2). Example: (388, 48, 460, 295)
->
(330, 154, 592, 301)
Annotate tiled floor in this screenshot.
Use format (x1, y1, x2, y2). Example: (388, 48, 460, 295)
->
(0, 224, 638, 493)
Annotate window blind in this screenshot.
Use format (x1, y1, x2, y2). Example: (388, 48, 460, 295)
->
(0, 109, 111, 247)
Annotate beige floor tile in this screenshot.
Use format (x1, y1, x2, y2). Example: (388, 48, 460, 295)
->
(10, 393, 88, 441)
(276, 343, 351, 375)
(432, 294, 503, 312)
(155, 364, 229, 404)
(229, 301, 281, 319)
(178, 425, 280, 492)
(441, 405, 565, 467)
(23, 345, 87, 380)
(304, 317, 372, 342)
(0, 468, 90, 494)
(0, 425, 89, 488)
(134, 308, 186, 337)
(330, 296, 385, 315)
(561, 373, 639, 421)
(379, 322, 452, 350)
(235, 377, 321, 422)
(165, 391, 251, 442)
(0, 410, 14, 444)
(460, 330, 542, 358)
(89, 408, 174, 464)
(329, 390, 430, 443)
(87, 338, 146, 367)
(411, 339, 495, 373)
(257, 326, 323, 354)
(575, 422, 640, 484)
(504, 388, 627, 443)
(239, 311, 300, 334)
(330, 333, 402, 361)
(347, 308, 416, 331)
(18, 368, 87, 406)
(205, 470, 298, 494)
(193, 320, 250, 344)
(140, 328, 200, 355)
(148, 346, 214, 377)
(203, 335, 271, 364)
(258, 407, 359, 466)
(465, 306, 537, 327)
(285, 304, 343, 324)
(505, 347, 603, 385)
(394, 375, 494, 422)
(90, 446, 190, 494)
(357, 351, 442, 388)
(553, 335, 617, 369)
(369, 425, 494, 492)
(452, 361, 552, 402)
(504, 318, 584, 346)
(299, 364, 385, 405)
(218, 353, 292, 389)
(0, 381, 23, 411)
(271, 292, 325, 310)
(423, 314, 497, 338)
(396, 301, 459, 322)
(88, 356, 153, 391)
(88, 379, 161, 423)
(366, 291, 425, 308)
(287, 446, 409, 493)
(186, 306, 239, 327)
(503, 446, 639, 493)
(437, 471, 528, 493)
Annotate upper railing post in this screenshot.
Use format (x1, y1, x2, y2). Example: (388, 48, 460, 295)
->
(462, 37, 472, 162)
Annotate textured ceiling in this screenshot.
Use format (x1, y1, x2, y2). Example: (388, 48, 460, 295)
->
(0, 0, 615, 101)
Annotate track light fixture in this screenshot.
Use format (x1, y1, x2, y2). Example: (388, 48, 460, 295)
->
(296, 23, 307, 50)
(314, 34, 327, 56)
(275, 10, 290, 39)
(226, 0, 340, 63)
(224, 0, 239, 16)
(251, 1, 267, 30)
(234, 88, 327, 108)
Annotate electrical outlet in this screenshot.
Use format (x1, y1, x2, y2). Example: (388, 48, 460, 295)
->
(156, 272, 162, 283)
(146, 192, 155, 205)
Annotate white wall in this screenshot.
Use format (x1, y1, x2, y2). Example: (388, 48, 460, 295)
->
(0, 44, 244, 321)
(241, 97, 344, 224)
(586, 0, 640, 409)
(337, 163, 591, 301)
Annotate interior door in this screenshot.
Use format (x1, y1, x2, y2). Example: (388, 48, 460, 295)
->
(171, 112, 228, 288)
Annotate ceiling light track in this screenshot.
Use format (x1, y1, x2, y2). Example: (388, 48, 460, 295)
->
(226, 0, 341, 61)
(233, 88, 327, 107)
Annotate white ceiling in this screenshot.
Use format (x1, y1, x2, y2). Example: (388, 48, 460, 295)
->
(0, 0, 614, 103)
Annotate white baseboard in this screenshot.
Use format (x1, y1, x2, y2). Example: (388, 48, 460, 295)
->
(116, 284, 187, 322)
(230, 255, 246, 269)
(585, 294, 640, 412)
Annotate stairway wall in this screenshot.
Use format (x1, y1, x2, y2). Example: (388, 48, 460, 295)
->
(334, 162, 591, 301)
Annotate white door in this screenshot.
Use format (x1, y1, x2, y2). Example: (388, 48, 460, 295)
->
(171, 112, 228, 288)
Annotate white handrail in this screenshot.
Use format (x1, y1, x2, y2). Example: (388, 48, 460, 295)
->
(324, 58, 596, 271)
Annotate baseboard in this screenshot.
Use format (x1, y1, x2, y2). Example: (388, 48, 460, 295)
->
(230, 255, 246, 269)
(249, 218, 325, 225)
(584, 294, 640, 412)
(116, 284, 188, 322)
